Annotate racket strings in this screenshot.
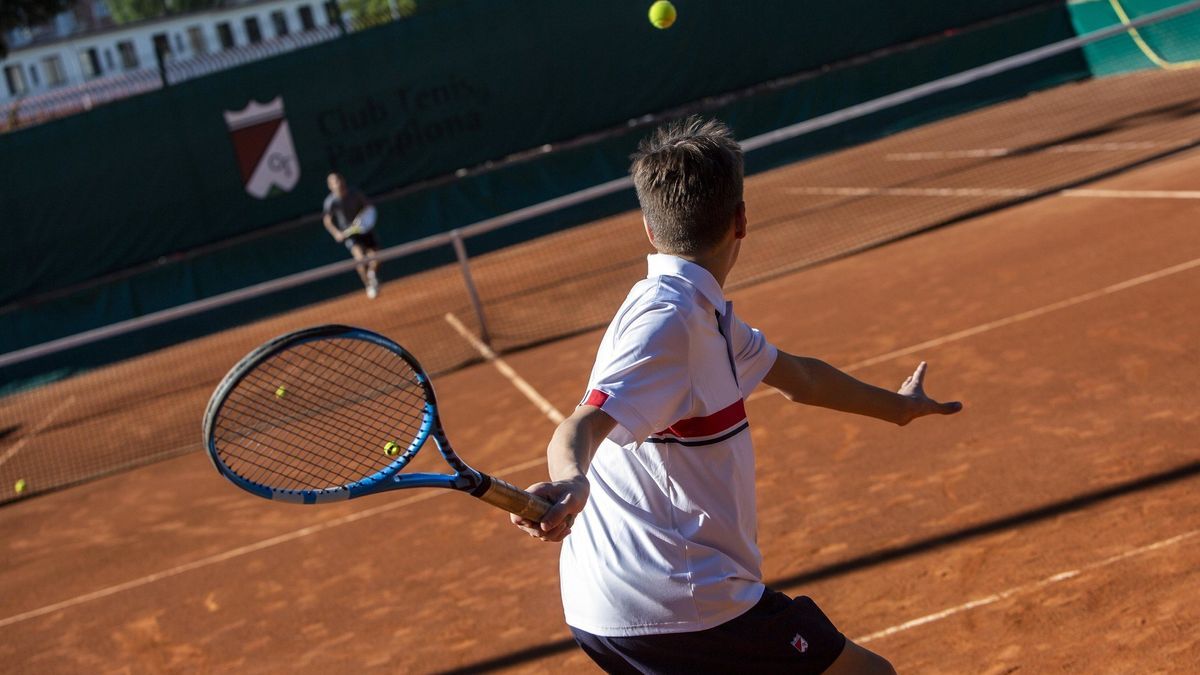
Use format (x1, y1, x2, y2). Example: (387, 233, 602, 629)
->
(212, 337, 431, 491)
(217, 352, 421, 489)
(216, 375, 384, 489)
(217, 380, 376, 487)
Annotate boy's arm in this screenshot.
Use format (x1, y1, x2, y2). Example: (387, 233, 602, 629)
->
(763, 352, 961, 425)
(511, 405, 617, 543)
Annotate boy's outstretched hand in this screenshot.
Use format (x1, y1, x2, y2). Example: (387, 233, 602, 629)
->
(512, 477, 590, 543)
(897, 361, 962, 425)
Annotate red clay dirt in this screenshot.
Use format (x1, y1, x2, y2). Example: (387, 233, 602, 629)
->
(2, 122, 1199, 673)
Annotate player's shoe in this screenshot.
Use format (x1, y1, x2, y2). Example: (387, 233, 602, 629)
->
(366, 279, 379, 299)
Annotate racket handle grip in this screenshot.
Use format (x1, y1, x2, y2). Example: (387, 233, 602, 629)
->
(477, 475, 554, 522)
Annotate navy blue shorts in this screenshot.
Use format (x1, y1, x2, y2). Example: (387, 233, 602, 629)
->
(570, 589, 846, 674)
(344, 231, 378, 251)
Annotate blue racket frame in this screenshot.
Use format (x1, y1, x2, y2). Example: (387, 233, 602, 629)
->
(202, 325, 485, 505)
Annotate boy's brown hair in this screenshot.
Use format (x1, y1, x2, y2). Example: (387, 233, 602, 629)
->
(630, 116, 744, 256)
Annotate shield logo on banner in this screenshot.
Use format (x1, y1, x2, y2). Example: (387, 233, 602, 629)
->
(224, 97, 300, 199)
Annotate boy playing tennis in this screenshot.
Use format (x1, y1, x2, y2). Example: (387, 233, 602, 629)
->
(512, 117, 962, 674)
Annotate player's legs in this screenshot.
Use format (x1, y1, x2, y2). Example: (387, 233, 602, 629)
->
(348, 243, 369, 284)
(357, 232, 380, 298)
(823, 640, 896, 675)
(347, 243, 376, 298)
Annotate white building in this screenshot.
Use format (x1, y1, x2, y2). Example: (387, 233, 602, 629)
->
(2, 0, 343, 106)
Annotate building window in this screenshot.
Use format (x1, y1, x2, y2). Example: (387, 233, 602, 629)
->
(117, 41, 139, 69)
(244, 16, 263, 44)
(4, 65, 28, 96)
(271, 11, 289, 37)
(79, 47, 102, 78)
(174, 33, 185, 53)
(42, 56, 67, 86)
(187, 26, 207, 55)
(217, 23, 235, 50)
(298, 5, 316, 31)
(104, 49, 115, 70)
(152, 33, 171, 57)
(28, 64, 40, 87)
(324, 1, 340, 27)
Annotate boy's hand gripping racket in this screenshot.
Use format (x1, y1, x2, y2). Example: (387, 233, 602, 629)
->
(202, 325, 552, 521)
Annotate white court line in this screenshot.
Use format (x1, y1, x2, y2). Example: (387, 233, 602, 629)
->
(1062, 188, 1200, 199)
(0, 395, 76, 471)
(787, 186, 1034, 198)
(788, 186, 1200, 200)
(0, 453, 550, 630)
(885, 140, 1193, 160)
(747, 256, 1200, 403)
(854, 529, 1200, 643)
(443, 312, 566, 425)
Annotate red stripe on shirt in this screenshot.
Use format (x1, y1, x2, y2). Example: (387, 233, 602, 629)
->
(582, 389, 610, 407)
(657, 399, 746, 439)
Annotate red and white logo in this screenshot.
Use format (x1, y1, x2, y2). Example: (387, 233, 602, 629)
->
(224, 96, 300, 199)
(791, 633, 809, 653)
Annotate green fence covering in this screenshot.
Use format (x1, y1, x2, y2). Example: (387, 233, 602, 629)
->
(0, 0, 1062, 307)
(1, 2, 1092, 382)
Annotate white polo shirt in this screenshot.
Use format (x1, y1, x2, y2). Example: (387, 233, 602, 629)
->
(561, 253, 778, 636)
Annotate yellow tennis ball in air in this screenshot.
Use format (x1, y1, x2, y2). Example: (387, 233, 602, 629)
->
(275, 385, 286, 398)
(14, 478, 26, 494)
(384, 441, 401, 457)
(648, 0, 676, 29)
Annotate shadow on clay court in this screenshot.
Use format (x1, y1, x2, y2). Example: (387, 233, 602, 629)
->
(0, 425, 18, 441)
(434, 460, 1200, 674)
(749, 95, 1200, 235)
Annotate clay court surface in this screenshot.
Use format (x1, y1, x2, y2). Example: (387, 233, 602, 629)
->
(3, 74, 1200, 671)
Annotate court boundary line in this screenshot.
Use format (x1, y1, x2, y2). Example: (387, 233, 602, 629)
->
(443, 312, 566, 425)
(747, 255, 1200, 402)
(885, 140, 1196, 160)
(0, 395, 76, 472)
(5, 255, 1197, 631)
(855, 529, 1199, 643)
(786, 187, 1200, 200)
(1062, 188, 1200, 199)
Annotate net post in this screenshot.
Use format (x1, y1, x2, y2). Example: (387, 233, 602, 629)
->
(449, 228, 491, 346)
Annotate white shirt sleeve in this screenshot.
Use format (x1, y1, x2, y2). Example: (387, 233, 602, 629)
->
(582, 302, 693, 441)
(728, 315, 778, 398)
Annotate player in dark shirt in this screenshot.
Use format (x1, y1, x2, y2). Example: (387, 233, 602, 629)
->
(323, 172, 381, 299)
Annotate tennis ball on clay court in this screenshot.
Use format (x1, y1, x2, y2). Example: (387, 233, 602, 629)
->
(275, 385, 287, 398)
(384, 441, 401, 457)
(648, 0, 676, 29)
(14, 478, 26, 494)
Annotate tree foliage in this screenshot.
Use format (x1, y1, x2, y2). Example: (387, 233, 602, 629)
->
(340, 0, 418, 27)
(106, 0, 223, 25)
(0, 0, 73, 58)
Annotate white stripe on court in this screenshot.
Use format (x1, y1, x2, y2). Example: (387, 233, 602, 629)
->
(854, 529, 1200, 644)
(786, 186, 1035, 198)
(885, 140, 1194, 160)
(747, 255, 1200, 403)
(0, 395, 76, 472)
(443, 312, 566, 425)
(1062, 188, 1200, 199)
(788, 186, 1200, 200)
(0, 454, 550, 630)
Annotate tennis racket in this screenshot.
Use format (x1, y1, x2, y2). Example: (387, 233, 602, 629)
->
(202, 324, 552, 521)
